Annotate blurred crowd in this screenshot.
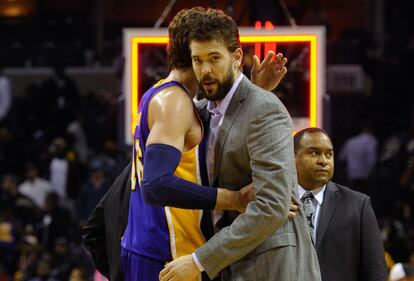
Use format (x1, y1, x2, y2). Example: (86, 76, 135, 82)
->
(0, 67, 129, 280)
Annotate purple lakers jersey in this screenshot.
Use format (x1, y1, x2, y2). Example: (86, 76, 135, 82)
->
(121, 80, 206, 268)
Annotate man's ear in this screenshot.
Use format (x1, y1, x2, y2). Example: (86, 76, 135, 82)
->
(233, 48, 243, 68)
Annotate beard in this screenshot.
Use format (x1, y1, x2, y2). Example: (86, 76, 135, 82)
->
(198, 64, 234, 101)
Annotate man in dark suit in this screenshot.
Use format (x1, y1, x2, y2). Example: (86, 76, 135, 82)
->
(294, 127, 387, 281)
(82, 162, 131, 281)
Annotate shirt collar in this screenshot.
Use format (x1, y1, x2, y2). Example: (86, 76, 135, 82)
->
(207, 73, 243, 116)
(298, 184, 326, 205)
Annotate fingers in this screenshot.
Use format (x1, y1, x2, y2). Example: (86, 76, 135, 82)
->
(258, 51, 287, 66)
(252, 55, 260, 71)
(273, 52, 284, 63)
(272, 53, 288, 69)
(288, 202, 298, 219)
(263, 50, 275, 63)
(159, 270, 175, 281)
(159, 263, 175, 281)
(290, 203, 298, 211)
(280, 66, 288, 76)
(159, 265, 171, 281)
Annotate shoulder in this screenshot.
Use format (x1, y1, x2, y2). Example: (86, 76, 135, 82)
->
(329, 181, 369, 203)
(152, 84, 192, 106)
(240, 81, 291, 129)
(37, 178, 52, 188)
(241, 77, 288, 113)
(149, 85, 194, 116)
(18, 182, 28, 189)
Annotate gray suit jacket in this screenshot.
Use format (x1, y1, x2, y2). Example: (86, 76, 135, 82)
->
(195, 75, 321, 281)
(315, 182, 387, 281)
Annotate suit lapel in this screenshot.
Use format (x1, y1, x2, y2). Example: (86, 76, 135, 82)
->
(315, 182, 340, 249)
(213, 76, 249, 183)
(196, 99, 210, 130)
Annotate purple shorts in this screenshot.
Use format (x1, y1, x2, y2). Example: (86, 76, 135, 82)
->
(121, 247, 165, 281)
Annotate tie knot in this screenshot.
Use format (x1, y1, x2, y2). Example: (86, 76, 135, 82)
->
(209, 108, 222, 128)
(210, 108, 221, 118)
(302, 191, 314, 201)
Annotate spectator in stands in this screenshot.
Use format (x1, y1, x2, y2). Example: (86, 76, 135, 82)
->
(50, 237, 76, 280)
(48, 138, 70, 202)
(1, 174, 36, 225)
(79, 159, 109, 225)
(18, 163, 52, 208)
(27, 258, 59, 281)
(68, 266, 89, 281)
(92, 139, 127, 183)
(66, 117, 90, 164)
(38, 66, 80, 139)
(340, 123, 378, 193)
(0, 67, 12, 127)
(82, 163, 131, 281)
(38, 192, 76, 249)
(16, 235, 40, 280)
(0, 205, 19, 276)
(81, 90, 117, 152)
(48, 137, 85, 217)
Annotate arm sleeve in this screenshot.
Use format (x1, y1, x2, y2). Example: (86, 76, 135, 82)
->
(141, 143, 217, 209)
(195, 98, 294, 278)
(361, 197, 387, 281)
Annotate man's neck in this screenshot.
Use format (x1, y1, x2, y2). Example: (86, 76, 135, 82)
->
(299, 183, 324, 192)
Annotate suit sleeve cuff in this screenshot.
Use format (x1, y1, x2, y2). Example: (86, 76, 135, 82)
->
(192, 253, 205, 272)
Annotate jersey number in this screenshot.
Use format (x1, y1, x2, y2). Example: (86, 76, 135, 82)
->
(131, 138, 144, 191)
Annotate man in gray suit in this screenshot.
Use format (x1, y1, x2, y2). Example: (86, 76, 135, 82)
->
(160, 8, 321, 281)
(294, 127, 387, 281)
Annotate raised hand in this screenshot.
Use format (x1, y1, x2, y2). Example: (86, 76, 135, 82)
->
(251, 51, 288, 92)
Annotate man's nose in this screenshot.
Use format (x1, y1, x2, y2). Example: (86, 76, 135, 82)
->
(201, 63, 212, 75)
(317, 155, 329, 165)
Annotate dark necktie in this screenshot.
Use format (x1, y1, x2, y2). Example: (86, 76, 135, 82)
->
(301, 191, 316, 239)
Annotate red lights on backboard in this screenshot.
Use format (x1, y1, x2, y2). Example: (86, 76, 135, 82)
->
(123, 27, 326, 144)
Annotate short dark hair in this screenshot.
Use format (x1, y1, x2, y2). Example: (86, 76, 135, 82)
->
(186, 7, 241, 53)
(167, 7, 205, 70)
(294, 127, 330, 154)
